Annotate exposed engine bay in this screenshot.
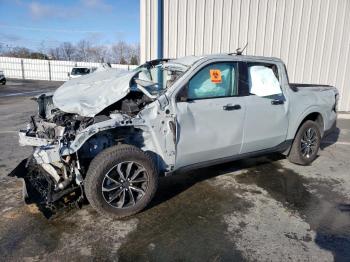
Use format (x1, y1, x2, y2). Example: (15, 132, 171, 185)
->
(17, 59, 183, 216)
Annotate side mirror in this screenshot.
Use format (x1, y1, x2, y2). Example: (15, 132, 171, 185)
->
(67, 72, 70, 77)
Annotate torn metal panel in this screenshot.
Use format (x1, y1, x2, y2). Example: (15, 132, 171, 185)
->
(19, 131, 53, 147)
(33, 145, 61, 164)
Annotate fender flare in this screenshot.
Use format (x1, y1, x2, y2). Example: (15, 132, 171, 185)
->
(288, 106, 325, 140)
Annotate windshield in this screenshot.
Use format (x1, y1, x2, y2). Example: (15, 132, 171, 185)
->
(133, 61, 186, 95)
(71, 68, 90, 75)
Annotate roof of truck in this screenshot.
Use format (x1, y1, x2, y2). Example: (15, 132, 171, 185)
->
(169, 54, 284, 67)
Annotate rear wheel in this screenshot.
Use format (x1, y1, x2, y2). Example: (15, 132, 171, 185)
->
(288, 120, 321, 165)
(85, 144, 158, 218)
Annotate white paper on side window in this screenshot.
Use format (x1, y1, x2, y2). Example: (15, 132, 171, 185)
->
(249, 66, 282, 97)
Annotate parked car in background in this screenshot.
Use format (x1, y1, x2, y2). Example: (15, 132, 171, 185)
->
(68, 66, 97, 79)
(0, 70, 6, 85)
(17, 54, 338, 218)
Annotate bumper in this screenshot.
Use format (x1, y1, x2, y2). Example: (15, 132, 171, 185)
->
(19, 131, 53, 147)
(8, 159, 54, 217)
(20, 167, 78, 218)
(324, 118, 337, 138)
(19, 131, 61, 164)
(10, 158, 81, 218)
(323, 111, 337, 137)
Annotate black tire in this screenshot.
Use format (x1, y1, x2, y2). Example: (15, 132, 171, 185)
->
(84, 144, 158, 218)
(288, 120, 321, 165)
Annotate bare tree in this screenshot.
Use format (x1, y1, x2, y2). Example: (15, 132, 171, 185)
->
(2, 46, 47, 59)
(1, 39, 140, 64)
(88, 46, 108, 63)
(111, 41, 129, 64)
(75, 40, 91, 62)
(39, 40, 46, 55)
(60, 42, 76, 61)
(5, 47, 31, 58)
(48, 47, 62, 60)
(128, 43, 140, 65)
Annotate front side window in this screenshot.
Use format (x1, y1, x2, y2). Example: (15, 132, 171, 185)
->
(134, 62, 185, 95)
(247, 63, 282, 98)
(188, 63, 237, 100)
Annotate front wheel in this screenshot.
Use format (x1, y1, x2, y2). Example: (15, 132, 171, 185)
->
(85, 144, 158, 218)
(288, 120, 321, 165)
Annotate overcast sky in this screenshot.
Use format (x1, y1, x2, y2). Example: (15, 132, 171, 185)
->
(0, 0, 140, 51)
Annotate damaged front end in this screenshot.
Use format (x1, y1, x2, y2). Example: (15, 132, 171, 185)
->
(18, 94, 93, 215)
(19, 95, 154, 214)
(18, 93, 153, 216)
(16, 61, 181, 216)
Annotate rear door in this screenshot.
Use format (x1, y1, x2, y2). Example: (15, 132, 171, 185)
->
(240, 61, 289, 154)
(175, 61, 246, 168)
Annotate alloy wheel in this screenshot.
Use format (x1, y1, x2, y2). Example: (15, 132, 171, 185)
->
(300, 127, 318, 159)
(102, 161, 148, 208)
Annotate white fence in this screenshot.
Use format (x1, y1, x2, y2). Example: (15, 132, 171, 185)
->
(0, 56, 138, 81)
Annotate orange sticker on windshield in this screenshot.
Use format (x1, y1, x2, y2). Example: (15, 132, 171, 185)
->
(210, 69, 222, 83)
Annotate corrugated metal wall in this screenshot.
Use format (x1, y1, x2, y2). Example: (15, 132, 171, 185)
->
(140, 0, 350, 111)
(140, 0, 159, 63)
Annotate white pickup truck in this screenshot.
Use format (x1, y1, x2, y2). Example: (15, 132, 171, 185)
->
(17, 54, 338, 218)
(68, 66, 97, 79)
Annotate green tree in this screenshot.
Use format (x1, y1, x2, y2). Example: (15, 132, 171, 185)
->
(30, 52, 49, 60)
(130, 55, 138, 65)
(119, 57, 127, 64)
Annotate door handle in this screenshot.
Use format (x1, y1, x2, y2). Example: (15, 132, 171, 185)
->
(223, 104, 241, 111)
(271, 99, 284, 105)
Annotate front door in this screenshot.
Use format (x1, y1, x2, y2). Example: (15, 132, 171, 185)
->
(174, 62, 246, 169)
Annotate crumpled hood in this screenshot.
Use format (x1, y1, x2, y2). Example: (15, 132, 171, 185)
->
(53, 68, 136, 117)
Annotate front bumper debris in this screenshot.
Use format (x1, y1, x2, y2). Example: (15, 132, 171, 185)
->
(18, 131, 52, 147)
(9, 158, 82, 218)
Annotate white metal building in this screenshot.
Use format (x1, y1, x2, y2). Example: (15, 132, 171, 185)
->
(140, 0, 350, 111)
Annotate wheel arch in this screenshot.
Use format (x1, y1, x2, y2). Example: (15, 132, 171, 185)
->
(291, 111, 325, 141)
(74, 124, 168, 174)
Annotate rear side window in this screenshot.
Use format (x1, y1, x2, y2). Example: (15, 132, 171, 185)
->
(247, 63, 282, 98)
(188, 63, 237, 100)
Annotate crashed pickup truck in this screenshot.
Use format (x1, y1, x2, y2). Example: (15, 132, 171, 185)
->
(17, 54, 338, 218)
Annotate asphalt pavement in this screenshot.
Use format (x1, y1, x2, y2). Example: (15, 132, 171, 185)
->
(0, 79, 62, 98)
(0, 79, 349, 261)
